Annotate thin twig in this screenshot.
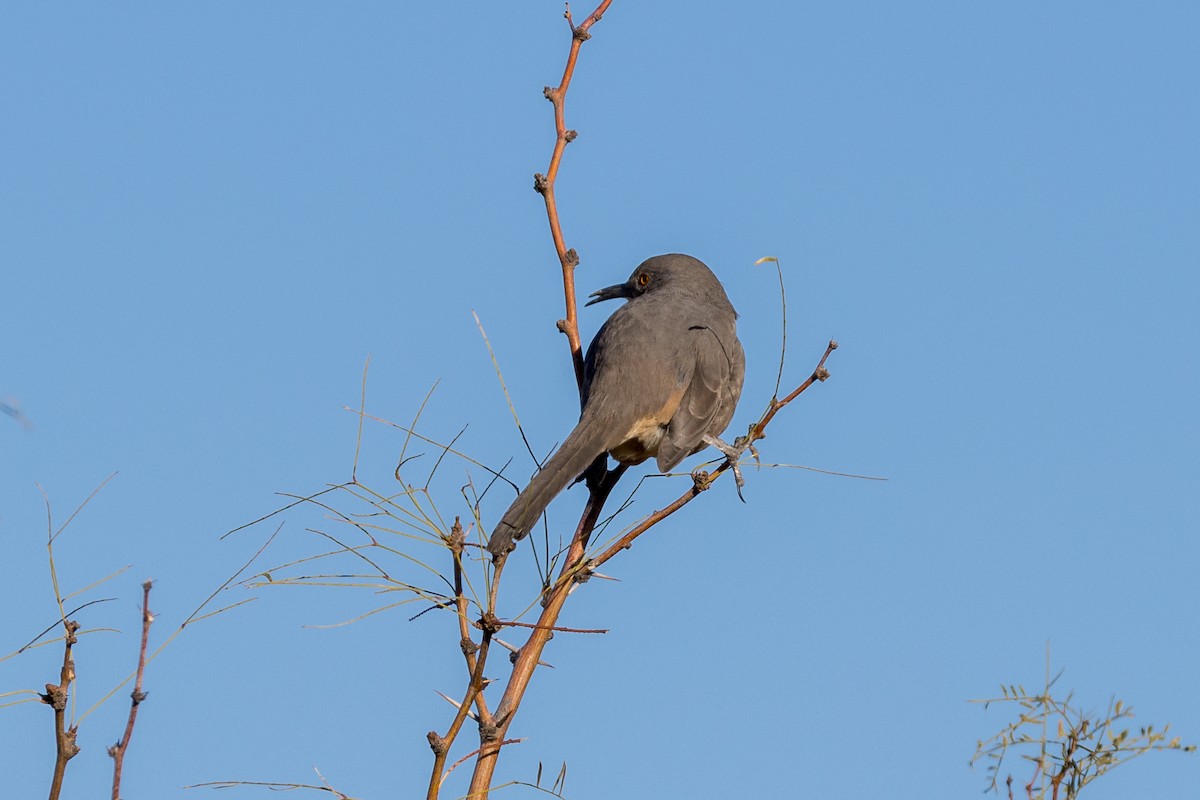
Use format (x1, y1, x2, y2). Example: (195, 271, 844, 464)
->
(43, 472, 119, 547)
(345, 409, 517, 490)
(753, 256, 788, 401)
(751, 339, 838, 436)
(443, 738, 526, 788)
(78, 526, 279, 725)
(474, 310, 542, 469)
(185, 780, 354, 799)
(109, 580, 155, 800)
(499, 621, 607, 634)
(352, 355, 371, 482)
(222, 484, 342, 540)
(8, 598, 117, 660)
(588, 342, 838, 569)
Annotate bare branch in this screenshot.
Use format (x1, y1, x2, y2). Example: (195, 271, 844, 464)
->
(108, 581, 155, 800)
(536, 0, 615, 394)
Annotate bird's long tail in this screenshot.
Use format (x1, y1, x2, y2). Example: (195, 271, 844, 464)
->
(487, 412, 612, 559)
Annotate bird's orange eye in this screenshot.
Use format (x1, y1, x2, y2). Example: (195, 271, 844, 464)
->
(637, 273, 649, 287)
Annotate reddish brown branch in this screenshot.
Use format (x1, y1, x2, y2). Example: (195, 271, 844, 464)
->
(109, 581, 155, 800)
(535, 0, 614, 394)
(588, 341, 838, 568)
(462, 12, 617, 793)
(588, 479, 705, 568)
(751, 339, 837, 438)
(43, 619, 81, 800)
(467, 465, 622, 796)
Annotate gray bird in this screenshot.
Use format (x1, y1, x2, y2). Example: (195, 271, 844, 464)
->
(487, 253, 745, 560)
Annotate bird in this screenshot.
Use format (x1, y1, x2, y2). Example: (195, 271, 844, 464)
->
(487, 253, 745, 560)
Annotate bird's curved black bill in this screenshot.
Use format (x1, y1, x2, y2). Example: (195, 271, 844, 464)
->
(585, 282, 633, 306)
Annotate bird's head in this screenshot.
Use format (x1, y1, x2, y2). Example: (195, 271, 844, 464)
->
(585, 253, 717, 306)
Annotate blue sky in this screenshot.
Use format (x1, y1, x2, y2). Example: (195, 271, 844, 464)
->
(2, 3, 1198, 798)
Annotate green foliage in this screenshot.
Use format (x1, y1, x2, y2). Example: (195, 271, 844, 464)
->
(971, 678, 1194, 799)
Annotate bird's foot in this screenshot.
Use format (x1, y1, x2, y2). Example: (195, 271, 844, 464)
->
(701, 433, 758, 502)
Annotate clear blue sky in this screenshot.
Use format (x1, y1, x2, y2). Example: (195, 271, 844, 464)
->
(3, 3, 1198, 798)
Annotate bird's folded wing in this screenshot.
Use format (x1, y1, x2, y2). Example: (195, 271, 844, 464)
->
(656, 326, 736, 473)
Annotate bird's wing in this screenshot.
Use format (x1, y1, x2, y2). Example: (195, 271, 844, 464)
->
(655, 324, 744, 472)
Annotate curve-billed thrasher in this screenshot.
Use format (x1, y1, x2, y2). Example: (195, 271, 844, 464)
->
(487, 253, 745, 559)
